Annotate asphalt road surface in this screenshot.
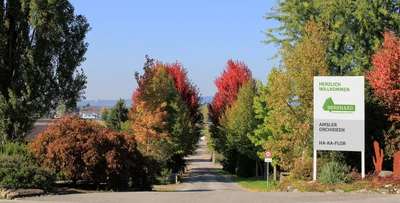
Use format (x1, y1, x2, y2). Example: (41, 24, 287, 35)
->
(4, 140, 400, 203)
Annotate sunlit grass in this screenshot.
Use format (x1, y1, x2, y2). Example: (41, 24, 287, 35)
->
(215, 169, 279, 192)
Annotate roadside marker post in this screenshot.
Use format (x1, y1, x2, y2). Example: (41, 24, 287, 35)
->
(264, 150, 272, 187)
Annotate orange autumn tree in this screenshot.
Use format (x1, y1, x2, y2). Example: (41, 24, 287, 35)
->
(132, 56, 200, 170)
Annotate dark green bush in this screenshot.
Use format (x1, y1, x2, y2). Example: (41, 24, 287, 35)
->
(0, 155, 54, 191)
(222, 148, 237, 174)
(319, 161, 353, 185)
(235, 153, 255, 178)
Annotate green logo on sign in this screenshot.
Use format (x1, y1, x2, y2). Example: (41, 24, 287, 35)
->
(322, 97, 355, 112)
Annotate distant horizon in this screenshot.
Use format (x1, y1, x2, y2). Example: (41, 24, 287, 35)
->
(78, 96, 214, 107)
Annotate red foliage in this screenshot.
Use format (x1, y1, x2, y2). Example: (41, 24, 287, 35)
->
(29, 116, 152, 190)
(368, 32, 400, 123)
(209, 59, 252, 123)
(164, 62, 202, 123)
(132, 60, 201, 124)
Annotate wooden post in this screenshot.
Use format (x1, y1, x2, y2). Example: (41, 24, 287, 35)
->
(273, 165, 277, 184)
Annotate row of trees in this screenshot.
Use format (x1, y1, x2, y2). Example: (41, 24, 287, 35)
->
(0, 0, 202, 190)
(209, 0, 400, 179)
(27, 56, 203, 190)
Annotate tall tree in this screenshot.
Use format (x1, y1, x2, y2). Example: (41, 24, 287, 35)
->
(368, 32, 400, 159)
(220, 79, 261, 177)
(265, 0, 400, 75)
(132, 63, 193, 161)
(201, 105, 210, 123)
(0, 0, 90, 142)
(164, 62, 202, 126)
(368, 32, 400, 124)
(256, 21, 329, 172)
(208, 60, 252, 153)
(106, 99, 129, 132)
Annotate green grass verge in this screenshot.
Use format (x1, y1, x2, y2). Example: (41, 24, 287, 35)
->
(215, 168, 279, 192)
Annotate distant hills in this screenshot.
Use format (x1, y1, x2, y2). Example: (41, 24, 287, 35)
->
(78, 96, 213, 108)
(77, 99, 132, 108)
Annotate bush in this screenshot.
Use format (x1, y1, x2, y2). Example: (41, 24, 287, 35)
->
(319, 161, 353, 185)
(0, 142, 29, 157)
(291, 157, 313, 181)
(0, 155, 54, 191)
(222, 148, 237, 174)
(29, 116, 153, 191)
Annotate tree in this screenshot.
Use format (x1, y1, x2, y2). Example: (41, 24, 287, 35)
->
(0, 0, 90, 142)
(220, 79, 261, 177)
(132, 67, 180, 161)
(265, 0, 400, 75)
(164, 62, 202, 126)
(368, 32, 400, 159)
(106, 99, 129, 132)
(132, 58, 200, 173)
(100, 106, 108, 121)
(209, 60, 252, 124)
(208, 60, 252, 153)
(368, 32, 400, 123)
(201, 105, 209, 123)
(255, 21, 329, 172)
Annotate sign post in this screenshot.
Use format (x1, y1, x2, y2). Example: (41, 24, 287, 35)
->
(264, 150, 272, 186)
(313, 76, 365, 180)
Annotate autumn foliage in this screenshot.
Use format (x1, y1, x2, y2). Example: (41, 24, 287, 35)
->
(209, 60, 252, 125)
(368, 32, 400, 123)
(164, 62, 202, 124)
(29, 116, 152, 190)
(131, 57, 202, 172)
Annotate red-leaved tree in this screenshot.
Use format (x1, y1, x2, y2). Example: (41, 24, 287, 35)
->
(164, 62, 202, 124)
(131, 57, 202, 173)
(368, 32, 400, 123)
(208, 60, 252, 153)
(209, 59, 252, 124)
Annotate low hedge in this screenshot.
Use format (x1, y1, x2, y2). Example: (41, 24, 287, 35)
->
(0, 154, 54, 191)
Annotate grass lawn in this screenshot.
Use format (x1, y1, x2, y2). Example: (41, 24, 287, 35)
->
(215, 169, 279, 192)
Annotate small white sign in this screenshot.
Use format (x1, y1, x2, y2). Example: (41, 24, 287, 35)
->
(264, 158, 272, 163)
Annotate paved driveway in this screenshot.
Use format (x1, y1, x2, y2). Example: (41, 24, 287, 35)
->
(3, 140, 400, 203)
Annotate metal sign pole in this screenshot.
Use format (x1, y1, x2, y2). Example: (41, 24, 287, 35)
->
(267, 162, 269, 187)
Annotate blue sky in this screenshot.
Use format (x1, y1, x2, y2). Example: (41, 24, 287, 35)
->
(69, 0, 281, 100)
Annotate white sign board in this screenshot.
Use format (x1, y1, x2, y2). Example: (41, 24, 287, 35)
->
(264, 158, 272, 163)
(314, 76, 364, 152)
